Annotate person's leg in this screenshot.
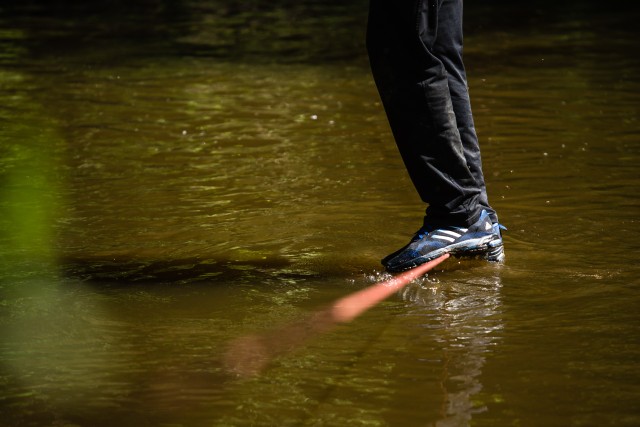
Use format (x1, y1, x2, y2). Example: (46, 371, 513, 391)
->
(433, 0, 498, 223)
(367, 0, 504, 271)
(367, 0, 482, 229)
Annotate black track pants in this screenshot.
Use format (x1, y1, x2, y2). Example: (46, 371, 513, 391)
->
(367, 0, 497, 228)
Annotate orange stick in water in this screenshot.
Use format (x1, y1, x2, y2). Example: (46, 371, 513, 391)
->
(331, 254, 449, 322)
(225, 254, 449, 377)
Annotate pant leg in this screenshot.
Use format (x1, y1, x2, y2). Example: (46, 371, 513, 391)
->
(366, 0, 482, 228)
(433, 0, 498, 223)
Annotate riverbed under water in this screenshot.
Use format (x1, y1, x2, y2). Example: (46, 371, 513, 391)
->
(1, 0, 639, 426)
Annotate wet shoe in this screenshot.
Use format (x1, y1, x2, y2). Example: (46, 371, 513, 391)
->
(382, 210, 505, 272)
(485, 222, 506, 263)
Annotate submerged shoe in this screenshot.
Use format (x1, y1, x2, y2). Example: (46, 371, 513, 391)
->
(382, 210, 505, 273)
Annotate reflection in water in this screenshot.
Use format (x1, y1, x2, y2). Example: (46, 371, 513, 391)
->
(399, 262, 504, 426)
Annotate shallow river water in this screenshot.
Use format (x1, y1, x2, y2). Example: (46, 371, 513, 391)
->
(1, 0, 639, 426)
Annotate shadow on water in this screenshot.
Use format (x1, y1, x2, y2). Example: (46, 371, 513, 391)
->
(59, 254, 304, 285)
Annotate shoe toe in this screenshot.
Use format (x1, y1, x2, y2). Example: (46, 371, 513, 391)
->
(383, 249, 422, 270)
(383, 239, 444, 271)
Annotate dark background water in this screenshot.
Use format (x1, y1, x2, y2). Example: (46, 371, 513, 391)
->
(1, 1, 639, 426)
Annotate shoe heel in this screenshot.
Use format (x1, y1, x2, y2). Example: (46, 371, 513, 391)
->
(486, 245, 505, 262)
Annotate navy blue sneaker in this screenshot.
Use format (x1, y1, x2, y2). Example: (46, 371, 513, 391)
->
(382, 210, 505, 272)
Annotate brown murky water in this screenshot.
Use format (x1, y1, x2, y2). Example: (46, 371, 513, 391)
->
(1, 1, 639, 426)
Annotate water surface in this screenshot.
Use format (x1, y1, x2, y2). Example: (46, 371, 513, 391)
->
(1, 1, 639, 426)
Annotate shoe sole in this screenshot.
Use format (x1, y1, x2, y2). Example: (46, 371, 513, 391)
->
(386, 235, 503, 272)
(457, 241, 505, 262)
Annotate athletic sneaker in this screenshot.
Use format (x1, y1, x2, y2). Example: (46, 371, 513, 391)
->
(382, 210, 505, 272)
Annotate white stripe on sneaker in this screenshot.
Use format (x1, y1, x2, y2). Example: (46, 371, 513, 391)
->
(439, 229, 462, 238)
(433, 234, 455, 243)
